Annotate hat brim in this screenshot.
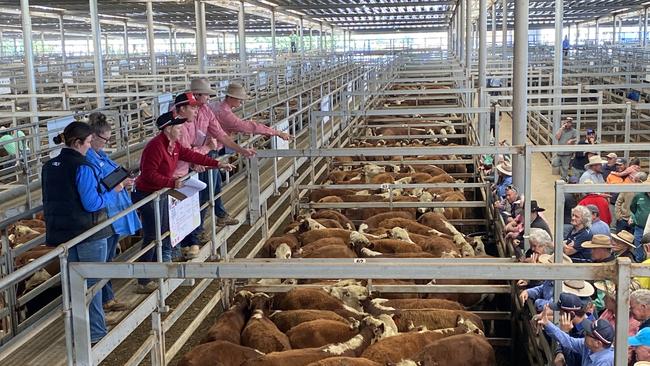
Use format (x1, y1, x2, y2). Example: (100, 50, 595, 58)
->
(612, 234, 636, 249)
(192, 88, 217, 96)
(584, 160, 606, 169)
(562, 281, 595, 297)
(158, 118, 187, 130)
(531, 207, 545, 213)
(226, 92, 251, 100)
(496, 165, 512, 176)
(581, 242, 613, 249)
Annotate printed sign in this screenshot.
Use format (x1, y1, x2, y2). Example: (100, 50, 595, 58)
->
(46, 115, 75, 158)
(258, 71, 268, 88)
(62, 72, 73, 85)
(157, 93, 173, 116)
(0, 78, 10, 95)
(168, 192, 201, 247)
(272, 120, 290, 152)
(321, 95, 331, 125)
(286, 65, 293, 83)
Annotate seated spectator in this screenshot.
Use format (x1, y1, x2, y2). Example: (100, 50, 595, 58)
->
(582, 234, 615, 263)
(579, 155, 606, 184)
(584, 204, 611, 237)
(564, 205, 594, 263)
(609, 157, 641, 182)
(601, 153, 617, 181)
(538, 313, 614, 366)
(630, 328, 650, 362)
(611, 230, 636, 260)
(494, 161, 512, 199)
(631, 184, 650, 262)
(550, 292, 597, 366)
(572, 128, 598, 179)
(630, 289, 650, 330)
(616, 172, 648, 233)
(518, 254, 574, 312)
(564, 176, 580, 238)
(494, 184, 522, 223)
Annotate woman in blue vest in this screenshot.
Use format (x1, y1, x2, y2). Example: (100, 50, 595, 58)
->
(87, 112, 142, 314)
(42, 121, 115, 344)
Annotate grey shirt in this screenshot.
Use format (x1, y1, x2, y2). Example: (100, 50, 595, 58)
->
(557, 128, 578, 156)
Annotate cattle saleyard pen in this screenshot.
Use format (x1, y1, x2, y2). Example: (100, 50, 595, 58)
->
(4, 0, 650, 364)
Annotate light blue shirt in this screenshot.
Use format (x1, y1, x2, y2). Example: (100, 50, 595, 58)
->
(527, 280, 554, 312)
(579, 170, 605, 184)
(544, 322, 614, 366)
(590, 220, 611, 237)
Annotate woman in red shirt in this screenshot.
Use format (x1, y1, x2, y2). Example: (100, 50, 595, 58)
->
(133, 106, 233, 293)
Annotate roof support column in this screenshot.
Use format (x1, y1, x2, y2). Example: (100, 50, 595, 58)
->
(330, 26, 335, 53)
(146, 1, 156, 76)
(511, 0, 528, 190)
(595, 18, 599, 46)
(20, 0, 38, 122)
(270, 9, 276, 62)
(299, 17, 305, 57)
(465, 0, 471, 77)
(501, 0, 507, 60)
(89, 0, 105, 107)
(644, 8, 648, 47)
(58, 14, 67, 68)
(169, 27, 173, 54)
(553, 0, 563, 142)
(123, 21, 130, 61)
(319, 22, 323, 53)
(238, 0, 247, 71)
(104, 34, 109, 55)
(478, 0, 487, 145)
(575, 23, 579, 46)
(459, 0, 464, 63)
(0, 31, 3, 59)
(612, 15, 617, 44)
(309, 27, 313, 51)
(195, 0, 206, 73)
(491, 1, 496, 56)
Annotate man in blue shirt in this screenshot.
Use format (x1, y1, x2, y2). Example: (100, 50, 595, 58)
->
(563, 36, 570, 56)
(539, 309, 614, 366)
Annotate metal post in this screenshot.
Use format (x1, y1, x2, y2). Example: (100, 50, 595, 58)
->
(309, 27, 313, 51)
(299, 17, 305, 57)
(195, 0, 206, 74)
(173, 30, 177, 54)
(200, 2, 208, 57)
(574, 22, 579, 46)
(89, 0, 105, 107)
(511, 0, 528, 189)
(319, 22, 324, 52)
(330, 26, 335, 52)
(459, 0, 465, 63)
(465, 0, 472, 77)
(21, 0, 39, 123)
(644, 8, 648, 47)
(595, 18, 599, 46)
(123, 21, 130, 61)
(552, 0, 563, 143)
(69, 266, 92, 365)
(491, 1, 496, 55)
(168, 27, 173, 54)
(146, 1, 157, 76)
(270, 9, 276, 62)
(615, 257, 632, 366)
(612, 15, 617, 44)
(238, 0, 247, 70)
(478, 0, 487, 145)
(501, 0, 507, 59)
(104, 34, 109, 56)
(59, 14, 67, 67)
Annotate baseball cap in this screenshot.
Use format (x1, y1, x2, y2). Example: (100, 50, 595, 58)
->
(156, 111, 187, 130)
(583, 319, 614, 346)
(586, 128, 595, 135)
(615, 158, 628, 165)
(549, 293, 584, 312)
(629, 327, 650, 347)
(174, 92, 200, 108)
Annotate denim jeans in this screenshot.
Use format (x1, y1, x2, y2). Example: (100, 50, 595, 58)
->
(616, 219, 633, 234)
(131, 190, 172, 285)
(68, 238, 108, 343)
(102, 234, 120, 304)
(634, 226, 647, 262)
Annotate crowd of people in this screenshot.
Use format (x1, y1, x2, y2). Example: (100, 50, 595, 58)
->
(40, 79, 291, 344)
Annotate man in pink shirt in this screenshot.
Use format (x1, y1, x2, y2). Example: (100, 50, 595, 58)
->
(174, 80, 255, 259)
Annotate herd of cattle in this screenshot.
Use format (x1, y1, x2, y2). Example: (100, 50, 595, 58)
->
(179, 152, 500, 365)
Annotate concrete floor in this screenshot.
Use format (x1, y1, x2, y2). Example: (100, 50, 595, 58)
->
(498, 112, 559, 234)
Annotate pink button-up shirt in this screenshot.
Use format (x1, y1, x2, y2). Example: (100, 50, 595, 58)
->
(173, 105, 228, 178)
(209, 100, 277, 150)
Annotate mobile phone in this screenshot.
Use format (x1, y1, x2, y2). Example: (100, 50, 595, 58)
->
(129, 168, 141, 178)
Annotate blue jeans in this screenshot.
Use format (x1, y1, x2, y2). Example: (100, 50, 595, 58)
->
(616, 219, 633, 234)
(102, 234, 120, 304)
(131, 190, 172, 285)
(69, 238, 108, 343)
(634, 226, 647, 262)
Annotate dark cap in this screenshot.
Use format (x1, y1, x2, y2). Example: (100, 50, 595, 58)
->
(586, 128, 595, 135)
(156, 111, 187, 130)
(530, 200, 545, 213)
(583, 319, 614, 345)
(174, 92, 200, 108)
(615, 158, 628, 165)
(550, 292, 584, 312)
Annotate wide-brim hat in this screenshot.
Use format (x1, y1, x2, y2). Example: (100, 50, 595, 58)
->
(496, 161, 512, 176)
(594, 279, 641, 298)
(612, 230, 636, 249)
(225, 82, 250, 100)
(562, 280, 595, 297)
(582, 234, 613, 249)
(530, 200, 545, 213)
(584, 155, 606, 170)
(156, 111, 187, 130)
(537, 253, 573, 264)
(634, 362, 650, 365)
(190, 78, 217, 95)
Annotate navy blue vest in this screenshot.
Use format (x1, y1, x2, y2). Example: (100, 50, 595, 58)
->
(42, 148, 112, 246)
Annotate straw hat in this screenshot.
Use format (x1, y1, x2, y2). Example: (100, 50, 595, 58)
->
(496, 161, 512, 176)
(190, 78, 217, 95)
(562, 280, 595, 297)
(537, 253, 573, 264)
(635, 362, 650, 366)
(594, 279, 641, 297)
(584, 155, 606, 170)
(225, 82, 250, 100)
(582, 234, 613, 249)
(612, 230, 636, 249)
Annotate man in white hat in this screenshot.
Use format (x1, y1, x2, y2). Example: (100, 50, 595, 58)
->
(579, 155, 606, 184)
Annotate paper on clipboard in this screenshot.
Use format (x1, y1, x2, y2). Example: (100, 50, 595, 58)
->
(168, 176, 207, 201)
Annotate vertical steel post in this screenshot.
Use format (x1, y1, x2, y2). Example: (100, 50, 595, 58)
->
(173, 30, 177, 54)
(330, 26, 335, 52)
(20, 0, 38, 124)
(459, 0, 465, 63)
(309, 27, 314, 51)
(553, 0, 563, 143)
(615, 257, 632, 366)
(200, 2, 207, 58)
(553, 180, 566, 318)
(501, 0, 507, 60)
(299, 17, 305, 57)
(491, 1, 496, 56)
(146, 1, 156, 76)
(238, 0, 247, 70)
(195, 0, 206, 74)
(89, 0, 105, 107)
(465, 0, 472, 78)
(69, 266, 92, 365)
(168, 27, 173, 54)
(644, 8, 648, 47)
(123, 21, 130, 61)
(59, 14, 67, 68)
(59, 254, 74, 366)
(511, 0, 528, 189)
(320, 22, 324, 52)
(595, 18, 599, 46)
(478, 0, 487, 145)
(270, 9, 276, 62)
(612, 15, 617, 44)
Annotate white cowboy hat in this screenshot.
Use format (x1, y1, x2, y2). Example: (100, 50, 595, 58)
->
(562, 280, 595, 297)
(225, 82, 250, 100)
(190, 78, 217, 95)
(496, 161, 512, 176)
(584, 155, 606, 170)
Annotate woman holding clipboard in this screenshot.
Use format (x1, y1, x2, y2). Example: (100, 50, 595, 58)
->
(86, 112, 141, 313)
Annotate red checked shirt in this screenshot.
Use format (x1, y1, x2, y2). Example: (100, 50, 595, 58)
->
(209, 100, 277, 150)
(136, 132, 220, 193)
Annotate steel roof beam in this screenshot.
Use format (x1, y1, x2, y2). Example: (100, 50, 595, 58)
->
(276, 1, 455, 10)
